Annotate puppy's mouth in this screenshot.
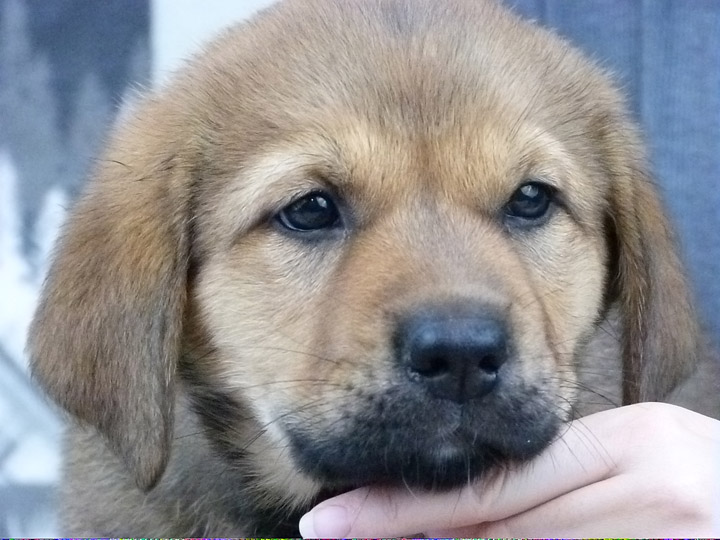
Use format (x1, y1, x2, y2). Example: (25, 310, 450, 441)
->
(284, 382, 563, 490)
(288, 428, 506, 490)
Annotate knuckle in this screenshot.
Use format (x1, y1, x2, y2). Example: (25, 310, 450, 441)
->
(621, 402, 680, 442)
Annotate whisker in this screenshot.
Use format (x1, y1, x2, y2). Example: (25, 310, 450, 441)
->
(236, 377, 342, 391)
(550, 377, 620, 408)
(564, 415, 616, 471)
(236, 344, 349, 367)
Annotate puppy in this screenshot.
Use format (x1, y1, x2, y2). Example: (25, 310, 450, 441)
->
(28, 0, 719, 536)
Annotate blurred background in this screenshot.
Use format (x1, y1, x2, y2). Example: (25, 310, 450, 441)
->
(0, 0, 718, 536)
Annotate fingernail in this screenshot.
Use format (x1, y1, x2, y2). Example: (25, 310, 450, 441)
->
(299, 505, 350, 538)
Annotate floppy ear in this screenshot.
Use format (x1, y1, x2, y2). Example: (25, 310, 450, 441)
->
(607, 161, 700, 405)
(27, 105, 193, 490)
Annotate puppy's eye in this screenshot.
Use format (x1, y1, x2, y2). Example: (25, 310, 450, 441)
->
(504, 181, 554, 222)
(276, 191, 341, 232)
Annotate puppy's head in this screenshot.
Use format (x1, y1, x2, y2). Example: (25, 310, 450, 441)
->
(29, 0, 699, 504)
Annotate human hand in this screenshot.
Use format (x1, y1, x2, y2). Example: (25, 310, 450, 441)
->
(299, 402, 720, 538)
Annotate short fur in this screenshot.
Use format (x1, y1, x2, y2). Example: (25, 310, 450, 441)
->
(28, 0, 719, 536)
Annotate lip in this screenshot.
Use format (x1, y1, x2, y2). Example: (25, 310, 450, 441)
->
(286, 398, 562, 491)
(432, 438, 470, 461)
(287, 424, 500, 489)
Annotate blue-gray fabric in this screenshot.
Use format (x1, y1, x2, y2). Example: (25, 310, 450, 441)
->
(507, 0, 720, 342)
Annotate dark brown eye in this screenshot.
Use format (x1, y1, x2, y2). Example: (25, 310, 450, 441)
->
(276, 191, 341, 232)
(504, 182, 554, 222)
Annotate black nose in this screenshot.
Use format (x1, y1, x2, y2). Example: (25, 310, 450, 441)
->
(396, 309, 509, 402)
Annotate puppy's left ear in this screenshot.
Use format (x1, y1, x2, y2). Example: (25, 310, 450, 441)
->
(606, 141, 700, 404)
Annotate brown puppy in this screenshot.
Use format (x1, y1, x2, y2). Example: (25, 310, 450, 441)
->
(28, 0, 719, 536)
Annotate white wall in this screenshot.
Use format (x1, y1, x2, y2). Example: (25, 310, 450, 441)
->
(152, 0, 278, 83)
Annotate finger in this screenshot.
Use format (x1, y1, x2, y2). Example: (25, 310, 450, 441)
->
(427, 477, 636, 538)
(300, 407, 626, 538)
(432, 474, 718, 539)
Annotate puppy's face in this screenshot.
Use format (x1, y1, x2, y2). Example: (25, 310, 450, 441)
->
(29, 0, 699, 511)
(187, 0, 610, 491)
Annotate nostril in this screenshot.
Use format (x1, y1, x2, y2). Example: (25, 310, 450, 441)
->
(478, 353, 504, 374)
(412, 355, 448, 378)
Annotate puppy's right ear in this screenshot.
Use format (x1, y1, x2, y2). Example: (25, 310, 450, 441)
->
(27, 101, 194, 490)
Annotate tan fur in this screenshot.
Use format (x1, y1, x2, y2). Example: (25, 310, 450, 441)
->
(28, 0, 719, 536)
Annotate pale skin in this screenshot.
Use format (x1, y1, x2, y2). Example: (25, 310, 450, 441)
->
(299, 402, 720, 538)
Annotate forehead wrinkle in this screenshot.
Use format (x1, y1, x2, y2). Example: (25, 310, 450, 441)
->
(425, 118, 601, 225)
(213, 144, 342, 242)
(333, 120, 417, 196)
(212, 124, 410, 242)
(520, 128, 605, 230)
